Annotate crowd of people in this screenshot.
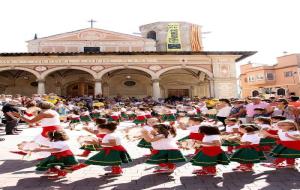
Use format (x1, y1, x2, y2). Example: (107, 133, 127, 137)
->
(1, 93, 300, 179)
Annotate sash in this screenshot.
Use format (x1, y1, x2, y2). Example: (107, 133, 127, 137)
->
(110, 115, 120, 121)
(201, 146, 223, 157)
(51, 150, 73, 159)
(136, 116, 146, 121)
(25, 112, 34, 117)
(102, 145, 126, 155)
(279, 140, 300, 151)
(236, 144, 260, 151)
(189, 133, 204, 141)
(96, 134, 106, 139)
(267, 130, 278, 136)
(41, 126, 61, 137)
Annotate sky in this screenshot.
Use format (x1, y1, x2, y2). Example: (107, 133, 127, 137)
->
(0, 0, 299, 65)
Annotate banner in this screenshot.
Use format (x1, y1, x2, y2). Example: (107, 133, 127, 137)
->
(167, 23, 182, 51)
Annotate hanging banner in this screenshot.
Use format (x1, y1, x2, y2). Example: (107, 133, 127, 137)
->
(167, 23, 182, 51)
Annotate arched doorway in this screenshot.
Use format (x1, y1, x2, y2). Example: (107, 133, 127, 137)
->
(44, 69, 94, 97)
(159, 68, 211, 98)
(102, 69, 152, 98)
(0, 69, 38, 96)
(66, 82, 94, 97)
(252, 90, 259, 97)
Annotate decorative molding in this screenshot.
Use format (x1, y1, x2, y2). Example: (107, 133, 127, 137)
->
(149, 65, 162, 71)
(91, 66, 104, 72)
(34, 66, 47, 72)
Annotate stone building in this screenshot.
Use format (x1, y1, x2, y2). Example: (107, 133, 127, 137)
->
(240, 53, 300, 98)
(0, 22, 255, 99)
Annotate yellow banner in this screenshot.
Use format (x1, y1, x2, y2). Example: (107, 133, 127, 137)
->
(167, 23, 182, 51)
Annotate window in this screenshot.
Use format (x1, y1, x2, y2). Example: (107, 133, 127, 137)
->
(84, 47, 100, 53)
(146, 31, 157, 40)
(284, 71, 293, 77)
(124, 81, 136, 87)
(266, 72, 274, 80)
(248, 75, 255, 82)
(256, 74, 264, 80)
(277, 88, 286, 96)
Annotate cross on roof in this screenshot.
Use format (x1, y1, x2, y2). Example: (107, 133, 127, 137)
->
(88, 19, 96, 28)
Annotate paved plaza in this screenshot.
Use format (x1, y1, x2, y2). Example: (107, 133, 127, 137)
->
(1, 124, 300, 190)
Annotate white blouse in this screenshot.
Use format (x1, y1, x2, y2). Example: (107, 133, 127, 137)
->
(278, 130, 300, 141)
(187, 125, 201, 133)
(226, 124, 239, 133)
(202, 135, 221, 143)
(49, 141, 70, 153)
(151, 135, 178, 150)
(102, 133, 122, 147)
(241, 133, 261, 144)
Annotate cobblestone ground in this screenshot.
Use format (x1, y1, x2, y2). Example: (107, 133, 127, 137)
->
(1, 124, 300, 190)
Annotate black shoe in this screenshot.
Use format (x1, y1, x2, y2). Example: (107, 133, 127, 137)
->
(6, 132, 19, 135)
(14, 129, 23, 132)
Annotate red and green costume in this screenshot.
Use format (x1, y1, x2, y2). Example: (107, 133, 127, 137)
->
(179, 132, 204, 142)
(90, 112, 101, 120)
(230, 144, 266, 164)
(259, 130, 278, 151)
(191, 146, 229, 166)
(80, 134, 106, 151)
(36, 150, 78, 171)
(85, 145, 132, 166)
(137, 138, 152, 149)
(133, 115, 147, 125)
(80, 115, 92, 122)
(161, 114, 176, 122)
(146, 149, 186, 164)
(270, 140, 300, 158)
(108, 115, 121, 122)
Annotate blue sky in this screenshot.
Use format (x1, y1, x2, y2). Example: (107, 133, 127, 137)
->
(0, 0, 299, 65)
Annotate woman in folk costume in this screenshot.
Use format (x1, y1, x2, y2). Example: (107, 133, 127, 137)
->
(221, 118, 240, 154)
(142, 123, 186, 173)
(108, 107, 121, 122)
(34, 130, 78, 179)
(137, 118, 159, 156)
(77, 118, 108, 157)
(11, 101, 62, 157)
(230, 125, 266, 172)
(254, 117, 276, 152)
(133, 108, 147, 126)
(90, 106, 102, 121)
(178, 117, 205, 143)
(71, 122, 132, 176)
(262, 120, 300, 169)
(161, 107, 177, 125)
(191, 126, 229, 176)
(79, 108, 92, 124)
(67, 110, 81, 130)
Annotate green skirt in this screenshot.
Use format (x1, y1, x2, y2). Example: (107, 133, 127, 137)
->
(222, 140, 240, 147)
(259, 137, 276, 146)
(90, 113, 100, 119)
(161, 114, 176, 122)
(80, 116, 92, 122)
(191, 151, 229, 166)
(178, 135, 190, 142)
(85, 149, 132, 166)
(70, 119, 80, 124)
(80, 144, 102, 151)
(146, 150, 186, 164)
(133, 119, 147, 124)
(230, 148, 266, 164)
(137, 139, 152, 149)
(36, 155, 78, 171)
(270, 144, 300, 158)
(121, 113, 129, 119)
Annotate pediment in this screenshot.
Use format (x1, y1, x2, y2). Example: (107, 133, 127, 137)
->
(28, 28, 148, 42)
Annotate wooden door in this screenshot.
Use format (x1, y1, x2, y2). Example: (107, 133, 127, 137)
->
(168, 89, 189, 97)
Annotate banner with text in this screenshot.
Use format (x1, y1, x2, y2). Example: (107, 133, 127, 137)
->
(167, 23, 182, 51)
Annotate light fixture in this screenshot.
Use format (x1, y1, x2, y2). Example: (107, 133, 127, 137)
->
(126, 75, 131, 79)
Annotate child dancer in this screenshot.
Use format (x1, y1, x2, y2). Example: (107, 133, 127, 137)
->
(108, 108, 121, 122)
(263, 120, 300, 169)
(72, 122, 132, 176)
(77, 118, 107, 157)
(34, 130, 78, 179)
(90, 106, 101, 121)
(191, 126, 229, 176)
(178, 117, 205, 142)
(133, 108, 147, 126)
(230, 125, 266, 172)
(80, 108, 92, 125)
(142, 124, 186, 173)
(221, 118, 240, 154)
(255, 117, 276, 151)
(137, 118, 159, 156)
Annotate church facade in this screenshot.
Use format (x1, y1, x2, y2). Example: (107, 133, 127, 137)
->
(0, 22, 255, 99)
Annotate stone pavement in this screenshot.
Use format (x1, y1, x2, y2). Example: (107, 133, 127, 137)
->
(1, 124, 300, 190)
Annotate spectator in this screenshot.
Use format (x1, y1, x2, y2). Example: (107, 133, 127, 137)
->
(2, 100, 20, 135)
(245, 97, 272, 123)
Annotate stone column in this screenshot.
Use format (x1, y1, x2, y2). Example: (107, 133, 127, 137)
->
(37, 80, 45, 95)
(94, 79, 102, 97)
(209, 80, 215, 97)
(152, 79, 161, 100)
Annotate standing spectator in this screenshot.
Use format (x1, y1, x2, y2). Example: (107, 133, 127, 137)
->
(228, 100, 247, 123)
(272, 99, 299, 121)
(289, 96, 300, 108)
(2, 100, 20, 135)
(245, 97, 271, 123)
(216, 99, 232, 127)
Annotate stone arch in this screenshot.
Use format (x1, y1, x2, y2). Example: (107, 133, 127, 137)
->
(0, 67, 41, 79)
(97, 66, 157, 79)
(40, 66, 97, 79)
(156, 65, 214, 79)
